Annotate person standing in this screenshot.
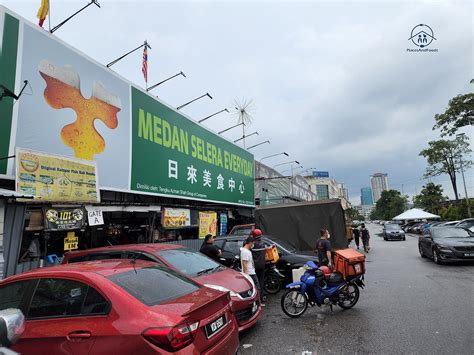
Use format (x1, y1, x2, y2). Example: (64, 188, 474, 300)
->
(251, 229, 267, 302)
(360, 223, 370, 253)
(200, 234, 222, 262)
(353, 226, 361, 250)
(241, 236, 260, 295)
(315, 229, 332, 268)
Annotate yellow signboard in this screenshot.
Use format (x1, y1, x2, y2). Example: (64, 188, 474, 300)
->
(162, 208, 191, 228)
(64, 231, 79, 251)
(16, 149, 99, 202)
(199, 212, 217, 239)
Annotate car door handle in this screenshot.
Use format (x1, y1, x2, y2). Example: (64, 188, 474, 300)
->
(67, 331, 92, 341)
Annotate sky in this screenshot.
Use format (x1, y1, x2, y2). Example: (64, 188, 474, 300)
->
(2, 0, 473, 205)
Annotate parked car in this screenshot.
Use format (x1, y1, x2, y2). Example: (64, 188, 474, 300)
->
(407, 222, 424, 234)
(228, 223, 256, 236)
(62, 243, 261, 332)
(455, 218, 474, 232)
(418, 227, 474, 264)
(0, 259, 239, 354)
(402, 221, 419, 232)
(214, 235, 319, 286)
(439, 220, 460, 227)
(383, 223, 406, 241)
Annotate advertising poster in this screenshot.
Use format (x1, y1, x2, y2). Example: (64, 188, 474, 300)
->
(44, 207, 85, 231)
(199, 212, 218, 238)
(131, 87, 255, 206)
(16, 149, 99, 202)
(162, 208, 191, 228)
(64, 231, 79, 251)
(15, 23, 130, 190)
(219, 213, 228, 235)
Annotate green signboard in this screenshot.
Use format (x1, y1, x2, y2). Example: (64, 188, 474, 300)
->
(131, 87, 254, 206)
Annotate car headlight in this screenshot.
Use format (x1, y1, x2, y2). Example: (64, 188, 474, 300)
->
(438, 248, 453, 253)
(204, 284, 239, 298)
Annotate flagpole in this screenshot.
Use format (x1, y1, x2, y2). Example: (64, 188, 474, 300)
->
(47, 0, 51, 32)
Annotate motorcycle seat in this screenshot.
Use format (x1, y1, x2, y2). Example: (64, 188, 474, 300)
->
(325, 272, 344, 285)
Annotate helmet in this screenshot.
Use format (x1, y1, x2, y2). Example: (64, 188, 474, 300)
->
(319, 266, 331, 276)
(251, 229, 263, 238)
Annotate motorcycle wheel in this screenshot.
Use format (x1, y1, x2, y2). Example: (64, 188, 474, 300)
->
(281, 289, 308, 318)
(338, 284, 360, 309)
(264, 271, 282, 295)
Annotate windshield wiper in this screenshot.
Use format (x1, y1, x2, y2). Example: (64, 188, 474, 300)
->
(197, 267, 214, 276)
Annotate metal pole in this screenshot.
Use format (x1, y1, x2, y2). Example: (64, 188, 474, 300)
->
(460, 159, 472, 218)
(51, 0, 100, 34)
(107, 41, 151, 68)
(218, 122, 244, 135)
(147, 71, 186, 92)
(176, 93, 212, 110)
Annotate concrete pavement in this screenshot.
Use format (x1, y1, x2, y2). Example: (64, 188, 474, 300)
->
(238, 223, 474, 354)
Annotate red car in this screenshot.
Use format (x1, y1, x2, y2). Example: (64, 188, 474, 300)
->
(62, 244, 262, 332)
(0, 259, 239, 354)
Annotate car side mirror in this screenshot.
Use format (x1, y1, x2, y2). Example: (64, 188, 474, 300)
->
(0, 309, 25, 348)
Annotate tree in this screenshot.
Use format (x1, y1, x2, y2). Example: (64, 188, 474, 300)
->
(413, 183, 447, 214)
(433, 81, 473, 136)
(370, 190, 408, 221)
(419, 135, 472, 201)
(346, 207, 364, 221)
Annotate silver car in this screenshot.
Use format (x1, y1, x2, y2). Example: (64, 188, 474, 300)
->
(383, 223, 406, 241)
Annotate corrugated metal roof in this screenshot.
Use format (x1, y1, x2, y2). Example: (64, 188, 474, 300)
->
(0, 188, 34, 198)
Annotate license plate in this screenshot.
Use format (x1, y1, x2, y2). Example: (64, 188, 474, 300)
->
(205, 315, 227, 339)
(464, 253, 474, 257)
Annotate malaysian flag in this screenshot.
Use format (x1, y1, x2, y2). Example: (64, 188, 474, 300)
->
(142, 45, 148, 83)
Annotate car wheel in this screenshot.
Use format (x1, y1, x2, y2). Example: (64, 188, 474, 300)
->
(384, 237, 387, 241)
(433, 248, 443, 264)
(402, 236, 406, 241)
(419, 244, 426, 258)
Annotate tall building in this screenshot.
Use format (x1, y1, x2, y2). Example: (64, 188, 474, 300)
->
(338, 183, 349, 201)
(370, 173, 389, 203)
(360, 187, 373, 205)
(304, 175, 351, 209)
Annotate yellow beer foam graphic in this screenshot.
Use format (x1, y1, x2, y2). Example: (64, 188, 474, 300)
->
(38, 60, 121, 160)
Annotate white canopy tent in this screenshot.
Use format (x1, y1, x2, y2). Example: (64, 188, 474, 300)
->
(392, 208, 440, 221)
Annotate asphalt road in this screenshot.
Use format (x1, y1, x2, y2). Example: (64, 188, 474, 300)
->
(238, 223, 474, 354)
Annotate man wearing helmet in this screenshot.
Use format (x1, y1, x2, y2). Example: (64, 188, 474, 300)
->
(251, 228, 267, 302)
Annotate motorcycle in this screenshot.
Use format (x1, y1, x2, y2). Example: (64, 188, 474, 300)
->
(281, 261, 364, 318)
(229, 256, 284, 295)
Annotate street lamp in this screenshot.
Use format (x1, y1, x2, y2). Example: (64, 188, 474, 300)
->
(177, 93, 213, 110)
(281, 165, 303, 175)
(234, 131, 258, 143)
(146, 71, 186, 92)
(218, 122, 244, 135)
(247, 140, 270, 150)
(199, 108, 229, 123)
(456, 133, 472, 218)
(259, 152, 289, 163)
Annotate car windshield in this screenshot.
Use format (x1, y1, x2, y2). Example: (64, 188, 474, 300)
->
(267, 237, 297, 253)
(231, 227, 253, 236)
(386, 224, 402, 230)
(107, 265, 199, 306)
(159, 248, 221, 277)
(433, 227, 473, 238)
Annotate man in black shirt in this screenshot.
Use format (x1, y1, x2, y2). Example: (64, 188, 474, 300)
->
(200, 234, 222, 262)
(251, 229, 267, 302)
(315, 229, 332, 268)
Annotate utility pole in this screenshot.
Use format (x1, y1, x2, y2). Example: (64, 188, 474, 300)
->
(459, 159, 472, 218)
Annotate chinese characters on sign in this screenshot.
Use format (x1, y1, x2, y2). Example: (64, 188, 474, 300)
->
(162, 208, 191, 228)
(44, 208, 85, 231)
(199, 212, 217, 238)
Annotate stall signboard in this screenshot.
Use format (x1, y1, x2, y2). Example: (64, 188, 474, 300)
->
(16, 149, 99, 202)
(219, 213, 228, 235)
(199, 212, 218, 238)
(162, 208, 191, 228)
(87, 208, 104, 226)
(44, 207, 85, 231)
(0, 6, 254, 207)
(64, 231, 79, 251)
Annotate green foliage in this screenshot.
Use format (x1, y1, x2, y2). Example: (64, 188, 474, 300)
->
(370, 190, 408, 221)
(346, 207, 365, 221)
(413, 183, 447, 214)
(439, 200, 474, 221)
(419, 135, 472, 201)
(433, 81, 474, 136)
